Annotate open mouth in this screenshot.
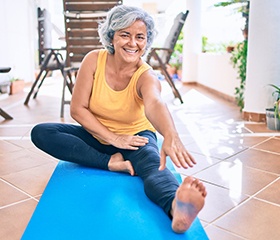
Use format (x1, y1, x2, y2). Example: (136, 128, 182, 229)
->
(124, 48, 138, 53)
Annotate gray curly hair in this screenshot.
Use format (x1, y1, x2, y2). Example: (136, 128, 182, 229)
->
(98, 5, 157, 54)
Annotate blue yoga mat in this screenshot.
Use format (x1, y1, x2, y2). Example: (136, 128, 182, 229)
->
(22, 159, 208, 240)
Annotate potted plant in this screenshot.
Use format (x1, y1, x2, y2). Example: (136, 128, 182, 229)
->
(230, 40, 248, 111)
(214, 1, 250, 112)
(169, 50, 183, 80)
(266, 84, 280, 131)
(9, 77, 25, 95)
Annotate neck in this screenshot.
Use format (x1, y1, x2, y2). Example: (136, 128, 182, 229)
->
(110, 54, 142, 73)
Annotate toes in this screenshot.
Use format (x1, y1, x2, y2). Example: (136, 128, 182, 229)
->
(182, 176, 194, 185)
(191, 179, 207, 197)
(202, 190, 207, 197)
(192, 179, 203, 190)
(191, 178, 200, 187)
(179, 177, 207, 198)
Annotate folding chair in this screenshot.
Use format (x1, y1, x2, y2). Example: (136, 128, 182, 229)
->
(23, 8, 70, 111)
(59, 0, 123, 117)
(24, 3, 122, 118)
(146, 10, 189, 104)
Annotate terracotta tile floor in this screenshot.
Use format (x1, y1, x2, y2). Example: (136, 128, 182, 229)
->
(0, 76, 280, 240)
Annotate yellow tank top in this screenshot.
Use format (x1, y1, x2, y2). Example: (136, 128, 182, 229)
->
(89, 50, 156, 143)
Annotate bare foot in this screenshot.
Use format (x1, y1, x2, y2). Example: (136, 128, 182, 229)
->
(171, 177, 207, 233)
(108, 152, 135, 176)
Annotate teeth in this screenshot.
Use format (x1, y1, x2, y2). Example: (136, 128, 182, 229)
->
(125, 49, 137, 53)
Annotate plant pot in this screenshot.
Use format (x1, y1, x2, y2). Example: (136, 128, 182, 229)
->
(9, 79, 25, 95)
(166, 64, 177, 78)
(177, 69, 182, 80)
(266, 108, 280, 131)
(226, 46, 235, 53)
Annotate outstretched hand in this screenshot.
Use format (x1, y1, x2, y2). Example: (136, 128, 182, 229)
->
(159, 135, 196, 171)
(112, 134, 149, 150)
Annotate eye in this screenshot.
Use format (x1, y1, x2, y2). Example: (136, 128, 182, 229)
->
(137, 35, 146, 40)
(120, 33, 129, 38)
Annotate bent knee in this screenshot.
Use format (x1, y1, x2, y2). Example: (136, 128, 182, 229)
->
(31, 123, 53, 145)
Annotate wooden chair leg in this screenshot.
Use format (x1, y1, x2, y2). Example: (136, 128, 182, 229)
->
(151, 52, 183, 104)
(24, 50, 55, 105)
(60, 70, 72, 118)
(60, 72, 66, 118)
(0, 108, 13, 120)
(32, 71, 49, 99)
(24, 69, 48, 105)
(160, 67, 184, 104)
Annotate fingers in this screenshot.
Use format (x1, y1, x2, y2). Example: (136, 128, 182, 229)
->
(168, 151, 182, 169)
(159, 150, 167, 171)
(114, 135, 148, 150)
(160, 149, 194, 170)
(131, 135, 149, 147)
(127, 136, 148, 150)
(182, 151, 196, 166)
(167, 150, 195, 169)
(126, 145, 141, 150)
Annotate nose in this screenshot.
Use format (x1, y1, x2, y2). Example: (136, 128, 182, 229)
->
(128, 37, 137, 46)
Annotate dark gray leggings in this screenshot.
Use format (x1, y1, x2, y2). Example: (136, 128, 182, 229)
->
(31, 123, 179, 217)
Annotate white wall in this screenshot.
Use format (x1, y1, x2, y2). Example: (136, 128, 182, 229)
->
(183, 0, 201, 83)
(244, 0, 280, 114)
(197, 53, 238, 98)
(0, 0, 37, 82)
(123, 0, 172, 13)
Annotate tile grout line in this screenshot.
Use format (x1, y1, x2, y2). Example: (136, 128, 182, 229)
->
(4, 99, 29, 111)
(0, 124, 35, 128)
(0, 178, 40, 209)
(204, 224, 249, 240)
(252, 147, 280, 156)
(228, 132, 280, 137)
(209, 176, 280, 227)
(251, 176, 280, 208)
(249, 136, 275, 148)
(0, 136, 31, 140)
(253, 196, 280, 208)
(0, 177, 38, 199)
(0, 198, 39, 210)
(248, 176, 280, 201)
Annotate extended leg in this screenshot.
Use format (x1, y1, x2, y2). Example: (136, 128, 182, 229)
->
(121, 130, 179, 217)
(121, 130, 207, 233)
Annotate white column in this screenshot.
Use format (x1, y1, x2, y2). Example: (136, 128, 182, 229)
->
(243, 0, 280, 114)
(182, 0, 201, 83)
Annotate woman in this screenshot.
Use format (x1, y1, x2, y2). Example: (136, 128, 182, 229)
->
(31, 5, 206, 233)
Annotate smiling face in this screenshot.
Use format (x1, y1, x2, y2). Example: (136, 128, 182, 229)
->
(112, 20, 147, 63)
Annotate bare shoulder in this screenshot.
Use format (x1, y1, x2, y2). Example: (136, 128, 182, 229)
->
(139, 68, 160, 87)
(137, 68, 161, 99)
(82, 49, 100, 64)
(78, 49, 101, 73)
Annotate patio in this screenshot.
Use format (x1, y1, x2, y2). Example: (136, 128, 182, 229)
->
(0, 76, 280, 239)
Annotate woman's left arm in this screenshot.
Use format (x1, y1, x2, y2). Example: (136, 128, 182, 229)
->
(138, 70, 196, 170)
